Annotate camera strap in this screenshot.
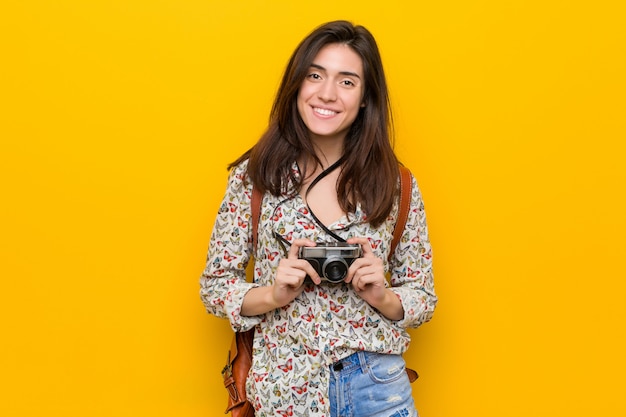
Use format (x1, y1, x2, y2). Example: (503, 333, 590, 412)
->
(253, 161, 412, 262)
(304, 157, 347, 243)
(305, 163, 413, 263)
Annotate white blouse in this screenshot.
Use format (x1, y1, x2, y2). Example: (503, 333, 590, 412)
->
(200, 159, 437, 416)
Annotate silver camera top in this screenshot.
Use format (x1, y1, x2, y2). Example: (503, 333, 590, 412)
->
(298, 242, 362, 258)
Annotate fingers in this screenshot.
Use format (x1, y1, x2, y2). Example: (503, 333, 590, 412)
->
(271, 268, 308, 307)
(345, 238, 385, 289)
(347, 237, 374, 258)
(275, 262, 309, 286)
(345, 237, 375, 279)
(276, 261, 320, 286)
(283, 238, 322, 285)
(287, 238, 317, 259)
(348, 260, 384, 287)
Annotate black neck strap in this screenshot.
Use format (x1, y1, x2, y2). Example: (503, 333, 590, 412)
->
(304, 157, 346, 242)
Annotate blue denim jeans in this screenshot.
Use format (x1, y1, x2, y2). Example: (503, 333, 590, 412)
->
(329, 351, 418, 417)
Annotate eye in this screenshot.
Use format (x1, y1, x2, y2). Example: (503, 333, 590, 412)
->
(340, 79, 356, 87)
(307, 73, 322, 80)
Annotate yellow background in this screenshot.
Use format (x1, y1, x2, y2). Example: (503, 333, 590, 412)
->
(1, 1, 625, 416)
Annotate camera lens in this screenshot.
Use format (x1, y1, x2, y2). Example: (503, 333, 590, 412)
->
(322, 257, 348, 283)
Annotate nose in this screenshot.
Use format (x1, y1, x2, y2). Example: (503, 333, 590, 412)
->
(317, 80, 337, 102)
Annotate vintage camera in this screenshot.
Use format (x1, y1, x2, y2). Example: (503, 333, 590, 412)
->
(299, 242, 362, 283)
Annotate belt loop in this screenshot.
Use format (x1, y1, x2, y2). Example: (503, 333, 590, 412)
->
(357, 351, 368, 374)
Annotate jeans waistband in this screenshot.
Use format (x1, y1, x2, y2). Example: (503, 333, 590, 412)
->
(331, 351, 366, 373)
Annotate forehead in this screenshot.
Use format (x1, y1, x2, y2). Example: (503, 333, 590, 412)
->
(310, 43, 363, 76)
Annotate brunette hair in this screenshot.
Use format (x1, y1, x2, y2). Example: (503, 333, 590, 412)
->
(229, 20, 400, 227)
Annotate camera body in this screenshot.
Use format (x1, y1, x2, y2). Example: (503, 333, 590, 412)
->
(299, 242, 362, 283)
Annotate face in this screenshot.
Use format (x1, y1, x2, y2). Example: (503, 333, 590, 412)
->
(297, 43, 365, 143)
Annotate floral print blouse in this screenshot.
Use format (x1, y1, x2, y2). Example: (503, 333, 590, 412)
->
(200, 160, 437, 417)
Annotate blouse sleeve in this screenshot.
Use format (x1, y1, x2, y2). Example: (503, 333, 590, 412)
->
(199, 161, 262, 332)
(388, 174, 438, 329)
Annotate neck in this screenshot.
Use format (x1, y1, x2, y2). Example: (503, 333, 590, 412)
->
(310, 135, 345, 169)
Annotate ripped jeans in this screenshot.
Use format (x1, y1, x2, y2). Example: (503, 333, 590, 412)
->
(329, 351, 418, 417)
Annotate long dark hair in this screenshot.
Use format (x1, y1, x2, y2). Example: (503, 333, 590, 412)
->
(229, 20, 399, 227)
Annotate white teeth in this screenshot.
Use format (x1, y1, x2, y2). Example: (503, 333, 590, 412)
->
(314, 107, 337, 116)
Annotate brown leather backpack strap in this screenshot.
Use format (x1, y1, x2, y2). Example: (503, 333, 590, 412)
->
(389, 166, 419, 383)
(388, 165, 412, 262)
(251, 186, 262, 254)
(220, 186, 261, 415)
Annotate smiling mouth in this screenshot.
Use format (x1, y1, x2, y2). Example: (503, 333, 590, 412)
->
(313, 107, 338, 116)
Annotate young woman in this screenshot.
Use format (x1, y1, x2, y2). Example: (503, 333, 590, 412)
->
(200, 20, 437, 417)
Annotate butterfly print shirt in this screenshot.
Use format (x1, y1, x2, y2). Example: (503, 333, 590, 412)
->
(200, 160, 437, 417)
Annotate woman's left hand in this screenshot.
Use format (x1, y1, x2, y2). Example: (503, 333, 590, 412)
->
(345, 237, 388, 306)
(345, 237, 404, 320)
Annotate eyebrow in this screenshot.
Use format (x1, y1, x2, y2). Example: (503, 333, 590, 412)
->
(310, 63, 361, 79)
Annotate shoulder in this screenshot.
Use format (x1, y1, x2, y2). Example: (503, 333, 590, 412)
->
(229, 158, 250, 176)
(396, 165, 426, 212)
(227, 159, 251, 187)
(398, 165, 413, 186)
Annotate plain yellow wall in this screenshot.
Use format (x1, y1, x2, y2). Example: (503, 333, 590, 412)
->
(1, 1, 625, 416)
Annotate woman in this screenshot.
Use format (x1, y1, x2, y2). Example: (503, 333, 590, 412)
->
(200, 20, 437, 417)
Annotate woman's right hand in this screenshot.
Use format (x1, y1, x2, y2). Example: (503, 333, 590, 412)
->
(272, 239, 321, 307)
(242, 239, 321, 315)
